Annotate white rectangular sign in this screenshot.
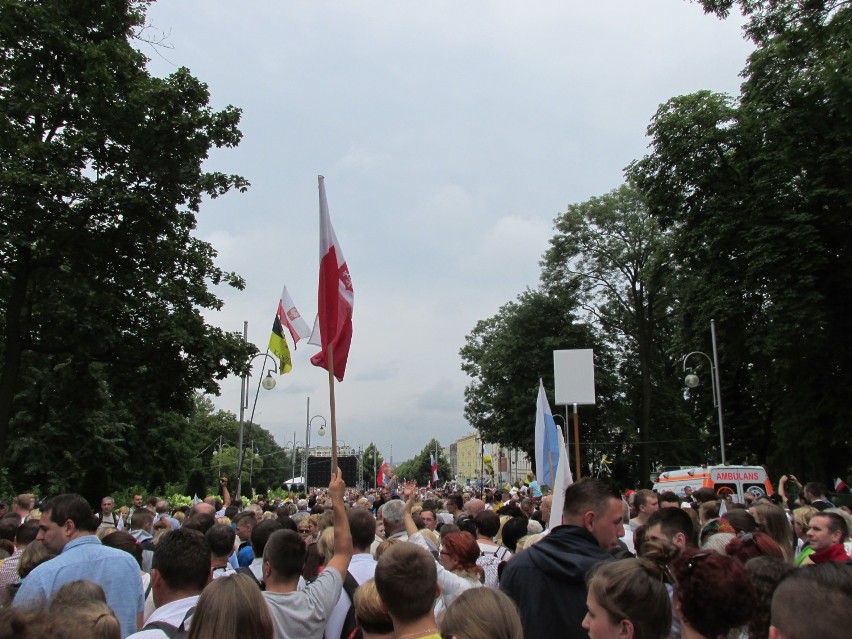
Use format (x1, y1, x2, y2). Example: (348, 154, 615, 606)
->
(553, 349, 596, 405)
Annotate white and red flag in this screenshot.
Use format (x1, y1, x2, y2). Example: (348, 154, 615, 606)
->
(431, 453, 439, 485)
(278, 286, 311, 346)
(309, 176, 354, 381)
(269, 285, 311, 374)
(377, 462, 388, 487)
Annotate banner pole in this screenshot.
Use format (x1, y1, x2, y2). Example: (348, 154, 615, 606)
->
(573, 403, 581, 480)
(328, 344, 338, 476)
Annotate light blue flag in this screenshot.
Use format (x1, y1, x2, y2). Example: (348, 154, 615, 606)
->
(534, 379, 561, 489)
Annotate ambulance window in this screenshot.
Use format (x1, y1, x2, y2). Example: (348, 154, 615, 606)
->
(715, 484, 736, 498)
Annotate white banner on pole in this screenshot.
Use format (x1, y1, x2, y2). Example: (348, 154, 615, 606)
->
(553, 349, 596, 406)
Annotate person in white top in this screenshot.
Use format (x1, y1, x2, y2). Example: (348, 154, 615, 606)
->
(324, 507, 378, 639)
(127, 527, 211, 638)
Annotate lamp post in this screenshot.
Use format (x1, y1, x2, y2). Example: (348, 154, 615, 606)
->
(284, 432, 305, 485)
(683, 319, 726, 465)
(210, 437, 232, 479)
(304, 397, 327, 489)
(236, 321, 279, 502)
(246, 442, 263, 488)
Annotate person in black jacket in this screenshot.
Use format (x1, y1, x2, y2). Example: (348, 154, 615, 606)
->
(500, 478, 623, 639)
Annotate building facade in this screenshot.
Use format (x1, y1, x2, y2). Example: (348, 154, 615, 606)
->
(448, 432, 533, 487)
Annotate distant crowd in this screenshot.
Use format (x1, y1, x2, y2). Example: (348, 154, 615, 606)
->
(0, 471, 850, 639)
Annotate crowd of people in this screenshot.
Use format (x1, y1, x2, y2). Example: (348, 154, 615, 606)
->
(0, 471, 850, 639)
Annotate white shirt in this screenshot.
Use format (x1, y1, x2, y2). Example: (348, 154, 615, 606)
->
(128, 594, 199, 638)
(324, 553, 377, 639)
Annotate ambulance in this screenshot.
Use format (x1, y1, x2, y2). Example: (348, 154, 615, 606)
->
(652, 465, 773, 503)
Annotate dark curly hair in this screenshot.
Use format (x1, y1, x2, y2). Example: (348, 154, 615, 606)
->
(672, 548, 755, 637)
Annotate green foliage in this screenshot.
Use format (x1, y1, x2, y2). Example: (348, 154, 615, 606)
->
(392, 440, 451, 485)
(629, 0, 852, 481)
(361, 443, 384, 488)
(540, 184, 694, 484)
(185, 469, 207, 500)
(460, 287, 609, 467)
(0, 0, 253, 485)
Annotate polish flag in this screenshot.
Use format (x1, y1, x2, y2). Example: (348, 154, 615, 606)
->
(277, 286, 311, 346)
(309, 176, 354, 381)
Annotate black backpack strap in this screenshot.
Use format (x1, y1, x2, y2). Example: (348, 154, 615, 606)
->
(341, 570, 359, 600)
(142, 621, 178, 638)
(238, 566, 265, 590)
(143, 606, 195, 638)
(339, 571, 362, 639)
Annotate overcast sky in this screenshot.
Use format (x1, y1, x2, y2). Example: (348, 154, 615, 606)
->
(140, 1, 752, 463)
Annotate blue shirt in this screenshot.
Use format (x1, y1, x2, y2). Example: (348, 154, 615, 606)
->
(529, 480, 542, 498)
(14, 535, 144, 638)
(237, 542, 254, 567)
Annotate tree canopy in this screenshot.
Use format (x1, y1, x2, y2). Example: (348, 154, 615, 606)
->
(630, 0, 852, 478)
(393, 439, 451, 486)
(461, 0, 852, 485)
(0, 0, 253, 486)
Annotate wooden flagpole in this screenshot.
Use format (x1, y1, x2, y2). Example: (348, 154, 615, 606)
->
(327, 343, 338, 477)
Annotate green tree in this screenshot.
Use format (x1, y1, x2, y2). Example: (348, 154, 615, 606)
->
(0, 0, 252, 473)
(460, 287, 617, 472)
(630, 1, 852, 480)
(361, 443, 384, 489)
(393, 439, 451, 486)
(540, 184, 691, 485)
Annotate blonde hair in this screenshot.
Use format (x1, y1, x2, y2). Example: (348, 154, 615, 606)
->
(419, 529, 439, 549)
(353, 579, 394, 636)
(439, 587, 523, 639)
(317, 526, 335, 565)
(18, 541, 56, 579)
(96, 527, 117, 541)
(49, 601, 120, 639)
(792, 505, 818, 530)
(515, 532, 545, 552)
(49, 580, 107, 612)
(702, 532, 736, 555)
(187, 573, 273, 639)
(374, 537, 403, 560)
(749, 503, 795, 562)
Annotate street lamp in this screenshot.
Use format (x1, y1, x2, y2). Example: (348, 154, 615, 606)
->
(235, 321, 280, 502)
(284, 433, 305, 485)
(210, 437, 232, 478)
(683, 319, 726, 465)
(246, 442, 262, 487)
(304, 397, 327, 489)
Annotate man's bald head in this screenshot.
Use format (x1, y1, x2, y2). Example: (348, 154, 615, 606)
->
(465, 499, 485, 517)
(192, 502, 216, 517)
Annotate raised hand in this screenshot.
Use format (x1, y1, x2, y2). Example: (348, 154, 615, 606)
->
(329, 467, 345, 501)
